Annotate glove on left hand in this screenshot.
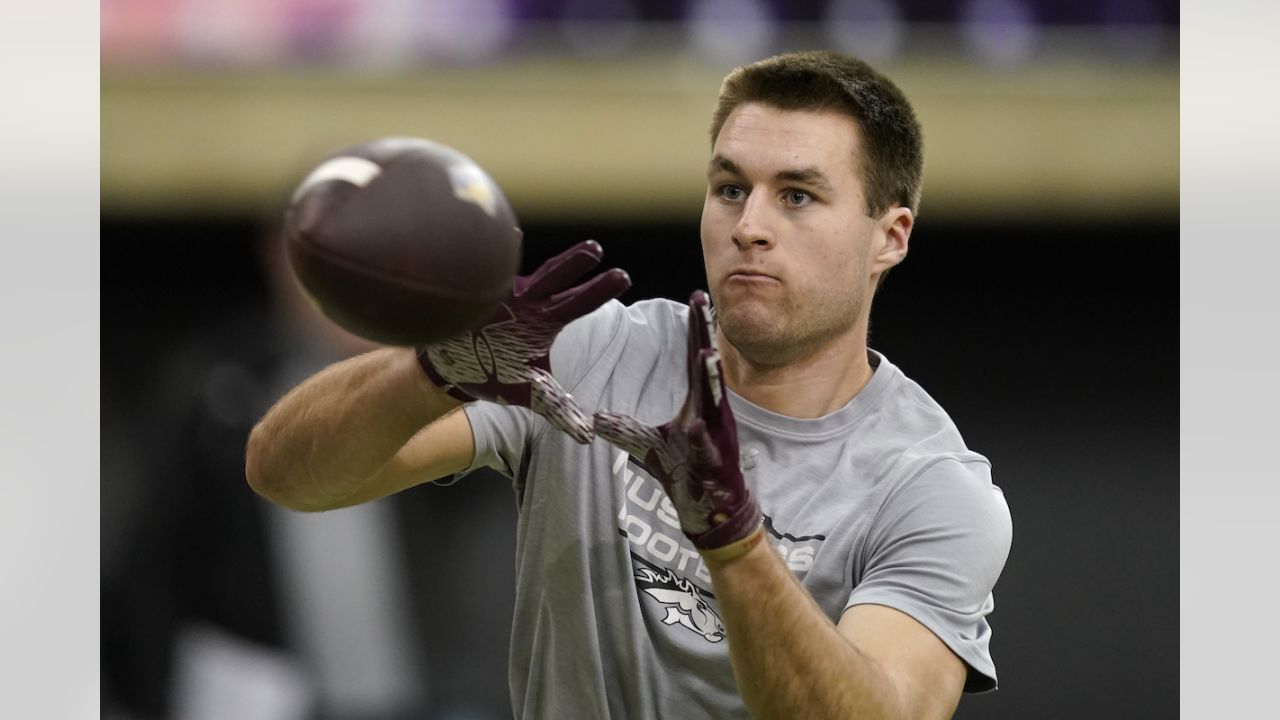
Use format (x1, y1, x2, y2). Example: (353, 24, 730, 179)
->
(594, 290, 762, 556)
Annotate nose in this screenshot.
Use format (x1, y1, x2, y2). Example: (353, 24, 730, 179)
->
(731, 193, 776, 250)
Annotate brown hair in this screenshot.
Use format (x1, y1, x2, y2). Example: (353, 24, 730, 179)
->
(709, 51, 924, 218)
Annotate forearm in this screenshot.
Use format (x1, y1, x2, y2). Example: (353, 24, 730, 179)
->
(245, 346, 460, 510)
(707, 535, 904, 720)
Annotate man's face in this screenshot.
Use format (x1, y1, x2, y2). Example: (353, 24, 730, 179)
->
(700, 103, 886, 365)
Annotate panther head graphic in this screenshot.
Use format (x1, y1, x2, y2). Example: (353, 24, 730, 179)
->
(634, 566, 726, 643)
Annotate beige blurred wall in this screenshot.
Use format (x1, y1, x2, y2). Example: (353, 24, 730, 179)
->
(101, 54, 1177, 223)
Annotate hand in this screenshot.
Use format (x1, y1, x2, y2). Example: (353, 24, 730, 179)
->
(594, 291, 763, 558)
(418, 239, 631, 443)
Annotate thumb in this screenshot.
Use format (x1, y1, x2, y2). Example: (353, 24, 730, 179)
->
(528, 370, 593, 443)
(594, 411, 662, 460)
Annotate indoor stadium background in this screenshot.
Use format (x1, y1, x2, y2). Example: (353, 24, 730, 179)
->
(101, 2, 1178, 719)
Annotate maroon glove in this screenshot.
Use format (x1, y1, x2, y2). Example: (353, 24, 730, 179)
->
(418, 240, 630, 443)
(594, 291, 763, 559)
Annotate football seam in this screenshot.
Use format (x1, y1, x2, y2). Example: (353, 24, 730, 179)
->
(290, 231, 514, 301)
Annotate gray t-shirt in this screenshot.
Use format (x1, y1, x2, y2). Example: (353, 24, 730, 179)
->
(459, 298, 1013, 719)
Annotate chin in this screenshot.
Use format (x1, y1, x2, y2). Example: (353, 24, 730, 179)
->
(717, 292, 864, 367)
(718, 306, 792, 358)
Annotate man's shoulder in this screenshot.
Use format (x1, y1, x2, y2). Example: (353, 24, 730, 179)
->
(856, 357, 991, 482)
(623, 297, 690, 327)
(569, 296, 691, 360)
(548, 297, 691, 405)
(561, 297, 688, 339)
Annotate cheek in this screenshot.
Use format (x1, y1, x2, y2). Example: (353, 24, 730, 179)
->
(700, 204, 731, 262)
(699, 213, 718, 290)
(794, 220, 862, 281)
(794, 243, 869, 313)
(700, 197, 730, 236)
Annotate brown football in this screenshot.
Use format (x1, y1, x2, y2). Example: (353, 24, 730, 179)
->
(285, 137, 521, 346)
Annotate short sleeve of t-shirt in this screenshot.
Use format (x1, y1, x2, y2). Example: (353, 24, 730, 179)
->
(459, 299, 629, 484)
(846, 458, 1013, 692)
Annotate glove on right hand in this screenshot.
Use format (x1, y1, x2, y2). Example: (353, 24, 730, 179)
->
(417, 240, 630, 444)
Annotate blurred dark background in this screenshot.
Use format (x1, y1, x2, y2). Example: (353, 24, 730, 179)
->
(102, 216, 1177, 720)
(102, 2, 1177, 719)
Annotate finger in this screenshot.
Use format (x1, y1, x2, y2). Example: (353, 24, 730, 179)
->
(699, 348, 726, 414)
(528, 369, 594, 444)
(685, 290, 714, 377)
(682, 336, 707, 419)
(545, 268, 631, 323)
(689, 290, 715, 351)
(685, 418, 723, 473)
(684, 298, 699, 380)
(594, 411, 663, 460)
(684, 347, 726, 426)
(520, 240, 604, 299)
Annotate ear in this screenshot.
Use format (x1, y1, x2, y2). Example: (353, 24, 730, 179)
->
(872, 206, 912, 273)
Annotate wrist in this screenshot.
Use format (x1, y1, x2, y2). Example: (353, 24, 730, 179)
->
(687, 493, 762, 553)
(415, 346, 477, 403)
(700, 527, 768, 569)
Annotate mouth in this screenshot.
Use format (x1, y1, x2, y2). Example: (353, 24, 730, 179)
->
(726, 269, 780, 284)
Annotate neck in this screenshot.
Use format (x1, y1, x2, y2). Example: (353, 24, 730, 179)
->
(718, 321, 874, 419)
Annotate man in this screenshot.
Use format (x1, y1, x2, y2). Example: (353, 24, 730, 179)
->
(247, 51, 1012, 719)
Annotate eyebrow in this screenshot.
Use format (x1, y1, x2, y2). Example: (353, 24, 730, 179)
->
(708, 154, 835, 192)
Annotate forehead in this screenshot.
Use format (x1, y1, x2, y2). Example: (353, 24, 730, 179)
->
(712, 103, 864, 182)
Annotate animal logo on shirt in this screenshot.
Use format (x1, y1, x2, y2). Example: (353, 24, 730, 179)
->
(633, 562, 726, 643)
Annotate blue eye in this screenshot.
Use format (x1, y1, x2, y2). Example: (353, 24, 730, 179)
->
(784, 190, 813, 207)
(718, 184, 745, 201)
